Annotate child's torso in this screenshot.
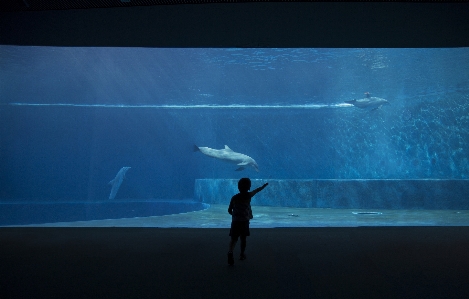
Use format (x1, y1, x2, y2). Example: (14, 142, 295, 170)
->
(231, 192, 252, 221)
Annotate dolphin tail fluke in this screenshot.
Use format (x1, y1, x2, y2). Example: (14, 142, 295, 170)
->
(193, 145, 200, 152)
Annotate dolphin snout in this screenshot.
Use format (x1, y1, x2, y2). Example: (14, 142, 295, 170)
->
(252, 163, 259, 172)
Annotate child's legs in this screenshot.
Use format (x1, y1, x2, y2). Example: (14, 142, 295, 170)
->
(240, 235, 247, 254)
(229, 221, 249, 253)
(229, 236, 239, 252)
(228, 235, 246, 253)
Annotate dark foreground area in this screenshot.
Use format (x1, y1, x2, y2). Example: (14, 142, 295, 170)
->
(1, 227, 468, 299)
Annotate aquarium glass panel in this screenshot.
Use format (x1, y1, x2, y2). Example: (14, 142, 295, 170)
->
(1, 47, 468, 226)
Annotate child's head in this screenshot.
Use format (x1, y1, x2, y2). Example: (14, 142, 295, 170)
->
(238, 178, 251, 193)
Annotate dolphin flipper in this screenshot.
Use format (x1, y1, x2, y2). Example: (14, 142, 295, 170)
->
(235, 167, 245, 171)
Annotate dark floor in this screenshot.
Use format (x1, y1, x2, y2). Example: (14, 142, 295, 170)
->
(1, 227, 469, 299)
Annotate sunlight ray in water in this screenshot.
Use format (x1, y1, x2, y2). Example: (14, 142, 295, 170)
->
(7, 102, 353, 109)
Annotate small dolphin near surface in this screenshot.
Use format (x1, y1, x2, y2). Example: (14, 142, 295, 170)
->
(108, 167, 131, 199)
(345, 92, 389, 111)
(194, 145, 259, 172)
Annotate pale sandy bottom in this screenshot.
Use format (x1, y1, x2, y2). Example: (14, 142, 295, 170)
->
(14, 204, 469, 227)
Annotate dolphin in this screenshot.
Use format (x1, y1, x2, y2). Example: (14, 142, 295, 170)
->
(108, 167, 131, 199)
(345, 96, 389, 111)
(194, 145, 259, 172)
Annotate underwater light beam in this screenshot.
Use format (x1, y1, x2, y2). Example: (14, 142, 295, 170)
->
(7, 103, 353, 109)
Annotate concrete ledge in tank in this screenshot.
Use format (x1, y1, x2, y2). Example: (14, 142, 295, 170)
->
(194, 179, 469, 210)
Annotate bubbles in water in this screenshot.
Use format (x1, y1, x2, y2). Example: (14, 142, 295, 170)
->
(401, 109, 412, 121)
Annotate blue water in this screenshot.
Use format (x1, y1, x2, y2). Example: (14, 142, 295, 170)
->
(1, 47, 468, 202)
(0, 201, 209, 226)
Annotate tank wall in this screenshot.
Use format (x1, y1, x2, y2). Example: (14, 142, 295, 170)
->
(195, 179, 469, 209)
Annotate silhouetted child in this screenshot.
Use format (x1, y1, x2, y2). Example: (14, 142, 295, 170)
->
(227, 178, 268, 265)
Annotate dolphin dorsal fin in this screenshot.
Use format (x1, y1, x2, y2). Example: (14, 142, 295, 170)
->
(224, 145, 233, 151)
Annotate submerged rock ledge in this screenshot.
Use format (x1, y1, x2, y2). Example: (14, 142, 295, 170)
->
(194, 179, 469, 209)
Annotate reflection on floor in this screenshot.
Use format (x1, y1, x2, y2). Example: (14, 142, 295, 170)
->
(26, 204, 469, 227)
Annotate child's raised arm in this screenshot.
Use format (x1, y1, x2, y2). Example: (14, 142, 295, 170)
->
(250, 182, 268, 197)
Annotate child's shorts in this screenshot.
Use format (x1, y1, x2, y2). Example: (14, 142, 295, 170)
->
(229, 220, 250, 238)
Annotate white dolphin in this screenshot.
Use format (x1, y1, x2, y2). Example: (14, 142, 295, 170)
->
(194, 145, 259, 172)
(345, 95, 389, 111)
(108, 167, 131, 199)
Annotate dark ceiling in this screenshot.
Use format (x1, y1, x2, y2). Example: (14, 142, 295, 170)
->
(6, 0, 304, 12)
(1, 0, 463, 12)
(1, 0, 230, 12)
(1, 1, 468, 48)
